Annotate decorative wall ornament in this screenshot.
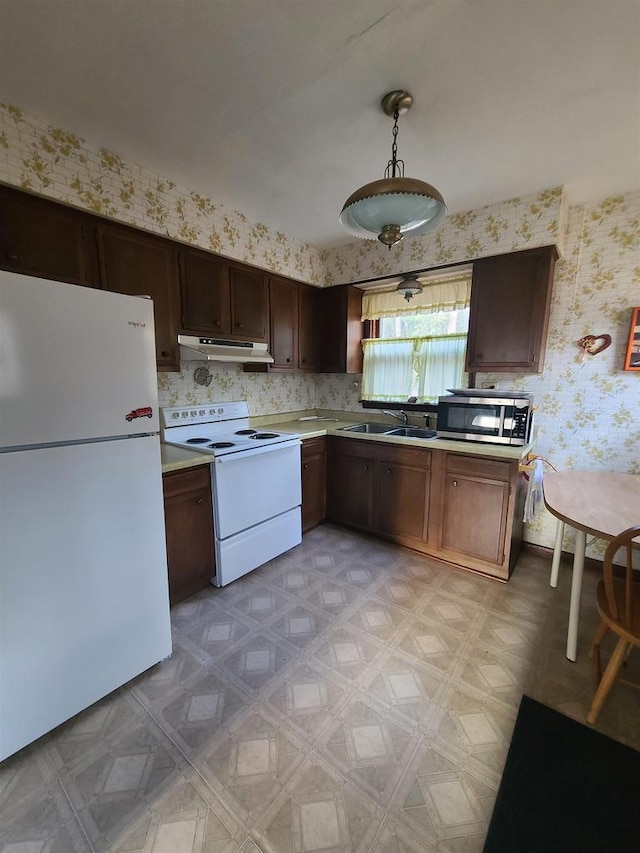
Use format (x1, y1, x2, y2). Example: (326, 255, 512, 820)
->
(577, 333, 612, 362)
(194, 366, 213, 386)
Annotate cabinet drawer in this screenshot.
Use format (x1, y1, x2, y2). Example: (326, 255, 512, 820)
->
(445, 454, 512, 482)
(302, 436, 326, 458)
(377, 444, 431, 469)
(163, 465, 211, 498)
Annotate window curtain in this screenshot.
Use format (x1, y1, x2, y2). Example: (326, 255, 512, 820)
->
(361, 339, 414, 401)
(361, 271, 471, 403)
(416, 334, 467, 401)
(361, 273, 471, 320)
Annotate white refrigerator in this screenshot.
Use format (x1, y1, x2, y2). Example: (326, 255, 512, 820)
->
(0, 271, 172, 761)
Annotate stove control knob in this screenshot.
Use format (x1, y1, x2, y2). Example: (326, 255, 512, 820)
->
(209, 408, 215, 415)
(199, 409, 205, 416)
(217, 407, 223, 414)
(190, 410, 197, 416)
(172, 412, 180, 419)
(181, 412, 188, 418)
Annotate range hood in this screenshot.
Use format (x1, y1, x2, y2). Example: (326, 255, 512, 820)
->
(178, 335, 274, 364)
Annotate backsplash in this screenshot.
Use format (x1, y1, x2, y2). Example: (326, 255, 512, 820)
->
(157, 365, 363, 416)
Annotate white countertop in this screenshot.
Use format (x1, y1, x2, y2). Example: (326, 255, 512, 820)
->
(161, 411, 532, 473)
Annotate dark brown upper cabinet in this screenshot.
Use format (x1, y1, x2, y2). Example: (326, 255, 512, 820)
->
(96, 223, 181, 371)
(298, 285, 320, 371)
(269, 276, 298, 369)
(179, 248, 231, 335)
(179, 252, 268, 343)
(0, 184, 98, 286)
(318, 284, 364, 373)
(466, 245, 557, 373)
(229, 263, 268, 341)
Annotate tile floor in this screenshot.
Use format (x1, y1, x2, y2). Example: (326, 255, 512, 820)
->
(1, 524, 639, 853)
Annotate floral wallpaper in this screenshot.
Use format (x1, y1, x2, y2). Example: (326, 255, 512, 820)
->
(322, 186, 566, 284)
(1, 101, 638, 561)
(157, 365, 363, 416)
(0, 102, 325, 284)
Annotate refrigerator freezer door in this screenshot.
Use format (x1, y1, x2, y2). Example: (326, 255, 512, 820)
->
(0, 434, 171, 761)
(0, 271, 159, 448)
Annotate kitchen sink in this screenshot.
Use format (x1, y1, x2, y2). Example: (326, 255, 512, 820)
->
(386, 427, 437, 439)
(340, 423, 396, 434)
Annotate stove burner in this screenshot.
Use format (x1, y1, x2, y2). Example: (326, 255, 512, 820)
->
(235, 429, 257, 435)
(186, 437, 211, 444)
(208, 441, 235, 449)
(250, 432, 279, 440)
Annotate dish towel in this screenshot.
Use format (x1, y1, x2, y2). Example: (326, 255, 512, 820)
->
(523, 458, 545, 522)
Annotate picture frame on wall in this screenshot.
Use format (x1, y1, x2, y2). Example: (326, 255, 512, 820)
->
(623, 306, 640, 371)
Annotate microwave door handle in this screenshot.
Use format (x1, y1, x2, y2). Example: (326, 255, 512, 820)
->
(498, 406, 506, 435)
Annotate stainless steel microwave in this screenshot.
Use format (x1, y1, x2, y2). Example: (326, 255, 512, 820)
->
(436, 391, 534, 445)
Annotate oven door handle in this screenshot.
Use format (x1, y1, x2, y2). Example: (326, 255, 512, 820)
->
(214, 439, 300, 463)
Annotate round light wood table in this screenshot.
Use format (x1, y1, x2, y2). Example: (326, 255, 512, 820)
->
(543, 471, 640, 661)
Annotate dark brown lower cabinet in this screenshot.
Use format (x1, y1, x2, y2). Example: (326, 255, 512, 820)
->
(301, 437, 326, 532)
(376, 449, 431, 543)
(326, 437, 525, 581)
(326, 439, 375, 530)
(162, 465, 215, 605)
(327, 439, 431, 549)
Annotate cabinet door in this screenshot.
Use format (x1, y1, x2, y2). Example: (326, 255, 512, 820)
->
(298, 286, 319, 371)
(163, 467, 215, 605)
(319, 285, 363, 373)
(326, 441, 374, 530)
(97, 224, 180, 370)
(301, 438, 326, 532)
(441, 474, 509, 565)
(0, 185, 97, 286)
(229, 264, 268, 341)
(179, 249, 230, 335)
(377, 460, 430, 542)
(269, 277, 298, 369)
(466, 246, 557, 373)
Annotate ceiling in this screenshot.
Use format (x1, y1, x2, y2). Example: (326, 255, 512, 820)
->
(1, 1, 639, 249)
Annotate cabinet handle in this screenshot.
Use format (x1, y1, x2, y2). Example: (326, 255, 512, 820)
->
(301, 358, 306, 364)
(161, 350, 170, 357)
(215, 320, 221, 326)
(196, 497, 204, 505)
(386, 468, 391, 474)
(452, 480, 458, 487)
(363, 464, 369, 470)
(475, 354, 483, 360)
(286, 357, 291, 363)
(303, 463, 308, 469)
(236, 322, 245, 329)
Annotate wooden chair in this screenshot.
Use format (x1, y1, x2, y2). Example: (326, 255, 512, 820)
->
(587, 525, 640, 725)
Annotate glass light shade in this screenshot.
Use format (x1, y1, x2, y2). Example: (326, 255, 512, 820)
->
(339, 177, 446, 241)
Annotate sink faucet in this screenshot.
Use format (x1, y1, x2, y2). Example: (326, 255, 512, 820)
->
(383, 410, 409, 425)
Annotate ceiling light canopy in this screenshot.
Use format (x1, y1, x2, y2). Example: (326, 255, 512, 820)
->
(339, 90, 446, 249)
(395, 273, 423, 302)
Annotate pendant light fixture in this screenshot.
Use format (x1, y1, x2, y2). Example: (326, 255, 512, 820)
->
(339, 90, 446, 249)
(395, 273, 423, 302)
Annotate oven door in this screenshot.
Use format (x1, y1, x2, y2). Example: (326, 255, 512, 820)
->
(437, 401, 510, 443)
(212, 439, 302, 539)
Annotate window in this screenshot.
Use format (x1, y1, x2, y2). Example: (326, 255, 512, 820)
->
(361, 272, 471, 403)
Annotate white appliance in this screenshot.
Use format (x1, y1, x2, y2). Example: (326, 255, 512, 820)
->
(0, 271, 172, 762)
(178, 334, 274, 364)
(162, 403, 302, 586)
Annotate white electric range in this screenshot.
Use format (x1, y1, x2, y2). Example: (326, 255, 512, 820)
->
(162, 402, 302, 587)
